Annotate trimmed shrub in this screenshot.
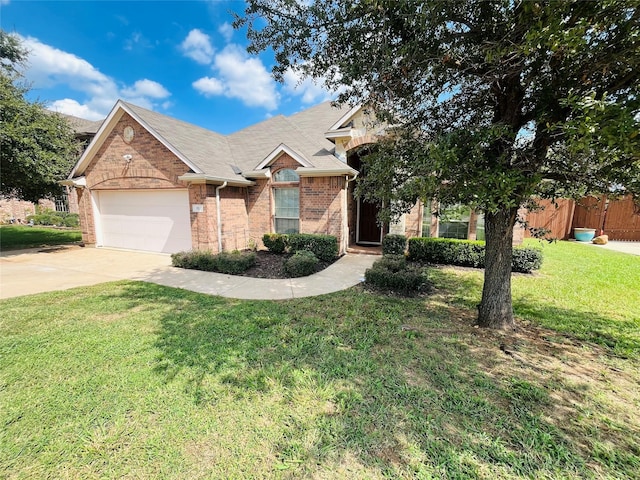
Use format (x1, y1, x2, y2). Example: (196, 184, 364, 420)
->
(284, 250, 319, 277)
(263, 233, 287, 253)
(382, 234, 407, 256)
(62, 214, 80, 228)
(408, 237, 542, 272)
(171, 250, 256, 274)
(365, 257, 430, 294)
(408, 237, 485, 267)
(287, 233, 338, 261)
(171, 250, 218, 271)
(512, 247, 543, 273)
(215, 251, 257, 274)
(376, 254, 407, 272)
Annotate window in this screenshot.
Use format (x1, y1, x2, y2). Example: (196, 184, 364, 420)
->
(55, 194, 70, 213)
(475, 213, 485, 241)
(273, 168, 299, 182)
(422, 200, 433, 237)
(438, 204, 471, 239)
(273, 168, 300, 234)
(274, 188, 299, 233)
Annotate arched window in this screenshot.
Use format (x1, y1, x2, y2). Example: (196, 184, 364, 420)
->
(273, 168, 299, 182)
(273, 169, 300, 233)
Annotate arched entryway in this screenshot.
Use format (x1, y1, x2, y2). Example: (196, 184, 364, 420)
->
(347, 148, 386, 246)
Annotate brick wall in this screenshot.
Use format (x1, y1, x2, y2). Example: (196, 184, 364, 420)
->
(404, 201, 423, 239)
(220, 186, 250, 251)
(76, 188, 96, 244)
(189, 184, 214, 251)
(247, 179, 271, 248)
(300, 176, 345, 245)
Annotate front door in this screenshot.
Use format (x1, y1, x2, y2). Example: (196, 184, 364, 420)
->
(357, 198, 383, 245)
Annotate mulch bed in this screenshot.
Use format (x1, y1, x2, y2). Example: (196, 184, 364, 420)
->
(238, 251, 339, 279)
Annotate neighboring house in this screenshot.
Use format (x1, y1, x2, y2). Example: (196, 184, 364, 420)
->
(64, 100, 420, 254)
(0, 112, 103, 223)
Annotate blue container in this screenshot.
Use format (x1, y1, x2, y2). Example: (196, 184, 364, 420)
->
(574, 228, 596, 242)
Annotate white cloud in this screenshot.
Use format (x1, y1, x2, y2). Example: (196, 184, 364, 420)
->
(283, 67, 335, 104)
(49, 99, 104, 120)
(122, 79, 170, 99)
(22, 36, 113, 91)
(192, 77, 225, 96)
(19, 35, 171, 119)
(218, 22, 234, 42)
(180, 29, 214, 65)
(192, 44, 279, 110)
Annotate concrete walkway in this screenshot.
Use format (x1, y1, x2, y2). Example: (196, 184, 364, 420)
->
(0, 246, 376, 300)
(574, 240, 640, 256)
(138, 253, 374, 300)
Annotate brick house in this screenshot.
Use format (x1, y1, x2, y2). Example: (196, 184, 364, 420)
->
(64, 100, 431, 254)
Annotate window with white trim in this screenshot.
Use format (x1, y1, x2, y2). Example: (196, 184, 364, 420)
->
(273, 168, 300, 234)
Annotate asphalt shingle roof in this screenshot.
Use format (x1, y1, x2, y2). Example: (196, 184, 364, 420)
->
(51, 112, 104, 135)
(124, 100, 351, 179)
(123, 102, 237, 178)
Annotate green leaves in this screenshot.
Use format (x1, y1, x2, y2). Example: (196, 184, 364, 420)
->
(0, 31, 78, 202)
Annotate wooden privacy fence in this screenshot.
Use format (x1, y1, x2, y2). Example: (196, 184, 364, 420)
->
(524, 196, 640, 241)
(524, 199, 575, 240)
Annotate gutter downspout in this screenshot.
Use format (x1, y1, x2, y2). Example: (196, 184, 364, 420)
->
(216, 182, 228, 253)
(344, 172, 359, 253)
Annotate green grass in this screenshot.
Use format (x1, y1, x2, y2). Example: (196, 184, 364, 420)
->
(0, 225, 81, 250)
(432, 239, 640, 358)
(1, 241, 638, 478)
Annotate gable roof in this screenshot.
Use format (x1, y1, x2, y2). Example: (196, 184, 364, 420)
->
(69, 100, 358, 184)
(229, 101, 356, 173)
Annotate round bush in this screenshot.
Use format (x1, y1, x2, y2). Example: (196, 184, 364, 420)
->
(284, 250, 319, 277)
(263, 233, 287, 254)
(382, 234, 407, 255)
(365, 257, 431, 294)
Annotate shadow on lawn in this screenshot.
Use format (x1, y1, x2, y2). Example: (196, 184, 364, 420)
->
(111, 280, 639, 478)
(430, 267, 639, 358)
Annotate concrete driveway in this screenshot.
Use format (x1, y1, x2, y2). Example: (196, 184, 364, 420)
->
(0, 246, 172, 299)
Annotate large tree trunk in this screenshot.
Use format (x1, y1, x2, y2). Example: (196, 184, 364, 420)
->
(477, 207, 518, 329)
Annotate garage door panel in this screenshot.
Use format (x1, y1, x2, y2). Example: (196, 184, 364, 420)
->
(98, 190, 192, 254)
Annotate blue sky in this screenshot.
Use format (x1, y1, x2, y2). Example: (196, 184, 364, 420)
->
(1, 0, 334, 134)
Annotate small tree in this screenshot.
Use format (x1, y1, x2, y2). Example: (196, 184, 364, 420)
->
(0, 30, 78, 202)
(238, 0, 640, 329)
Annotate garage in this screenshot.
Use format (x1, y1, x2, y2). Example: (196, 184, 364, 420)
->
(95, 190, 192, 254)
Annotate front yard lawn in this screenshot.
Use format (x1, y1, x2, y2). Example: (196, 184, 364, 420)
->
(1, 241, 638, 478)
(0, 225, 81, 251)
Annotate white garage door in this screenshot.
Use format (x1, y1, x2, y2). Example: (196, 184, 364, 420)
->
(97, 190, 192, 253)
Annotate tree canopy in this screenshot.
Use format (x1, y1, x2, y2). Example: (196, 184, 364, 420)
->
(0, 30, 78, 203)
(238, 0, 640, 329)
